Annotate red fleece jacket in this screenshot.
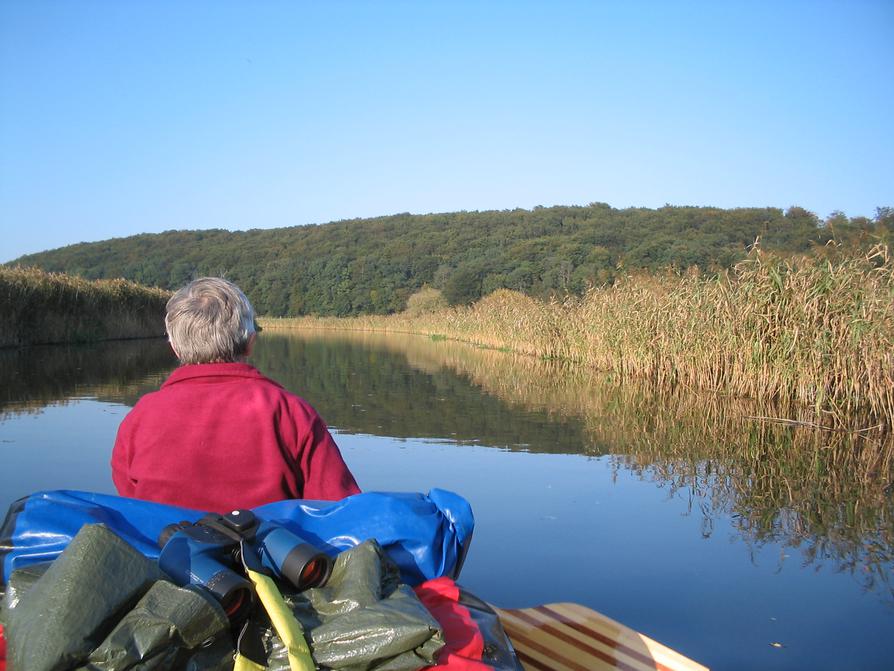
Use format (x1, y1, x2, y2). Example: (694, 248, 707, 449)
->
(111, 363, 360, 511)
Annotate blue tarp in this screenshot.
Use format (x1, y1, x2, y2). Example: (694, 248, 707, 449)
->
(0, 489, 473, 586)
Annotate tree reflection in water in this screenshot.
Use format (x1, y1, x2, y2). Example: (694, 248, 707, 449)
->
(0, 338, 175, 418)
(256, 329, 894, 601)
(3, 330, 891, 601)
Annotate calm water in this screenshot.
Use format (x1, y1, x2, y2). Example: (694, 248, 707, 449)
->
(1, 331, 892, 671)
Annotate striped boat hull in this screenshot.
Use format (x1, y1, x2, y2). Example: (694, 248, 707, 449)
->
(495, 603, 708, 671)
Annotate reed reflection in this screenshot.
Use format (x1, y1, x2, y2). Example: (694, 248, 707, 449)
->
(251, 330, 592, 452)
(0, 339, 176, 418)
(257, 329, 894, 599)
(3, 330, 891, 600)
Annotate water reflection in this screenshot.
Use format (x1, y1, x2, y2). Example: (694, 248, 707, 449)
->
(2, 329, 892, 604)
(251, 329, 591, 452)
(0, 339, 176, 417)
(257, 328, 894, 601)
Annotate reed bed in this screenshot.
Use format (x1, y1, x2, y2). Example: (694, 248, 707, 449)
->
(263, 246, 894, 429)
(0, 266, 170, 347)
(271, 328, 894, 589)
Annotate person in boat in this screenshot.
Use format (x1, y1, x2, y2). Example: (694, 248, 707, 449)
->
(111, 277, 360, 512)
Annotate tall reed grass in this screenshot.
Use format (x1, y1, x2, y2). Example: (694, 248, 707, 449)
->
(269, 328, 894, 590)
(0, 266, 170, 347)
(263, 246, 894, 428)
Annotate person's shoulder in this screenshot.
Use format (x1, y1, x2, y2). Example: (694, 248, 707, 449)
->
(129, 387, 163, 411)
(239, 365, 318, 410)
(263, 379, 321, 418)
(277, 385, 317, 411)
(247, 368, 289, 394)
(238, 364, 278, 387)
(117, 387, 164, 432)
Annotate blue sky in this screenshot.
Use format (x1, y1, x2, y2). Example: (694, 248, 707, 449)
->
(1, 0, 892, 262)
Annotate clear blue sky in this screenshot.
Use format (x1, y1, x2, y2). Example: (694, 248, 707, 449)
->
(1, 0, 892, 262)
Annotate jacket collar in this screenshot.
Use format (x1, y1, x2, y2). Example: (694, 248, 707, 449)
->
(161, 362, 275, 388)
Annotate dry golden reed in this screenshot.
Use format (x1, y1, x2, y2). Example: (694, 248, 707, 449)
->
(263, 246, 894, 428)
(464, 340, 893, 592)
(272, 328, 894, 586)
(1, 266, 170, 347)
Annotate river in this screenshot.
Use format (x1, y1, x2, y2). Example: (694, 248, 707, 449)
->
(1, 330, 892, 670)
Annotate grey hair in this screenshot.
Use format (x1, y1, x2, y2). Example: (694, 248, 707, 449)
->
(165, 277, 256, 364)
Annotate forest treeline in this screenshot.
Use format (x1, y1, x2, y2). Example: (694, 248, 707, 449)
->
(9, 203, 893, 316)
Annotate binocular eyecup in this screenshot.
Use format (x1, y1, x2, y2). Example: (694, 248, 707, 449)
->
(205, 566, 254, 620)
(256, 526, 333, 591)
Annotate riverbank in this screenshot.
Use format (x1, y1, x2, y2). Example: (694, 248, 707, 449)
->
(252, 328, 893, 587)
(0, 266, 170, 347)
(261, 246, 894, 429)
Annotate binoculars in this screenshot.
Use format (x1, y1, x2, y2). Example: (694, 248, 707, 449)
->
(158, 509, 333, 621)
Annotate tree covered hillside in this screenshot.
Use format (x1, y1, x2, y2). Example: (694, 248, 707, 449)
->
(10, 204, 892, 316)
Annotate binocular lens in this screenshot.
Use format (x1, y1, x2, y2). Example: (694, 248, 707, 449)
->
(277, 545, 333, 590)
(220, 585, 252, 619)
(204, 569, 255, 621)
(300, 557, 329, 587)
(260, 527, 334, 590)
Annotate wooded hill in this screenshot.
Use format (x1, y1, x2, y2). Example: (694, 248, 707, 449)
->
(10, 204, 892, 316)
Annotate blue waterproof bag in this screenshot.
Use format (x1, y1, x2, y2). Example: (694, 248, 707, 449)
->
(0, 489, 474, 586)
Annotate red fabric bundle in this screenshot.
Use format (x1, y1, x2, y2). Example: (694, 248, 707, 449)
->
(415, 577, 494, 670)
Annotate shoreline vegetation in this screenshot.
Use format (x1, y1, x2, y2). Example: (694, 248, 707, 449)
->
(6, 245, 892, 430)
(254, 329, 893, 587)
(1, 266, 170, 348)
(261, 245, 894, 431)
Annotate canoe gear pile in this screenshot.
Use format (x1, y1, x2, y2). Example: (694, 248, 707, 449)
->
(0, 490, 522, 671)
